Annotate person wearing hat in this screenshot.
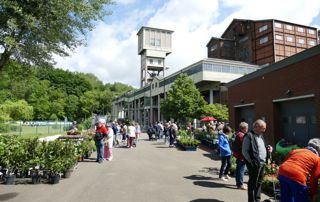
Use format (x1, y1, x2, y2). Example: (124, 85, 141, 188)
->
(278, 138, 320, 202)
(94, 119, 108, 163)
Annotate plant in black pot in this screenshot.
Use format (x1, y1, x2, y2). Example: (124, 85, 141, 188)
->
(44, 140, 65, 184)
(0, 135, 25, 185)
(61, 141, 77, 178)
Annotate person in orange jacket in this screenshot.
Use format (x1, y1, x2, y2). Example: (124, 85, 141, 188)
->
(278, 138, 320, 202)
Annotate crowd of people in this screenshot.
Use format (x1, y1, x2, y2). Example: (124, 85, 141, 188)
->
(87, 118, 320, 202)
(213, 119, 320, 202)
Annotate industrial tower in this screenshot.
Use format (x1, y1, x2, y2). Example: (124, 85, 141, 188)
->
(137, 27, 173, 87)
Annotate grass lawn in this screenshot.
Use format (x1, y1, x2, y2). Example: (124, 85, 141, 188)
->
(1, 123, 69, 139)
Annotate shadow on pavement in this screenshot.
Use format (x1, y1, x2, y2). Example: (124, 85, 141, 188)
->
(202, 153, 220, 161)
(199, 167, 219, 175)
(193, 180, 238, 190)
(184, 175, 214, 181)
(0, 192, 19, 201)
(190, 199, 225, 202)
(155, 146, 173, 149)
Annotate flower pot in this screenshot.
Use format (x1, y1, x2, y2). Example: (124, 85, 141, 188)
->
(49, 174, 60, 184)
(31, 173, 41, 184)
(4, 174, 16, 185)
(62, 170, 72, 178)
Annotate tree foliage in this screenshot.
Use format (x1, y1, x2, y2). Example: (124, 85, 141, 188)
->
(0, 100, 33, 121)
(161, 74, 206, 124)
(0, 0, 113, 71)
(201, 104, 229, 121)
(0, 61, 135, 121)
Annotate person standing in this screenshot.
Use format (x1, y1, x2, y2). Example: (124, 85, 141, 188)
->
(278, 138, 320, 202)
(218, 126, 232, 181)
(233, 122, 249, 190)
(242, 119, 272, 202)
(104, 124, 114, 161)
(134, 122, 141, 146)
(127, 122, 136, 148)
(95, 119, 108, 163)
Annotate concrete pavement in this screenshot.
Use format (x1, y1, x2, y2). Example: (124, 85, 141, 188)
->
(0, 134, 272, 202)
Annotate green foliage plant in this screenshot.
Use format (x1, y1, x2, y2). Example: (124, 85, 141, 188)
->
(161, 74, 206, 124)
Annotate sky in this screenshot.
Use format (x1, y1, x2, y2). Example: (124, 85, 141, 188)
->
(54, 0, 320, 88)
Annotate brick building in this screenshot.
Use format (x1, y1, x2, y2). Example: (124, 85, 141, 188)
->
(207, 19, 318, 66)
(226, 45, 320, 146)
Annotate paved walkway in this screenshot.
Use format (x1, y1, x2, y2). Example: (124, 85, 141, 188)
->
(0, 134, 272, 202)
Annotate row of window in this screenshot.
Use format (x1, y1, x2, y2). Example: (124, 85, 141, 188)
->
(275, 35, 316, 45)
(258, 23, 316, 35)
(203, 63, 256, 74)
(149, 59, 162, 65)
(274, 22, 316, 34)
(150, 38, 161, 47)
(260, 35, 316, 45)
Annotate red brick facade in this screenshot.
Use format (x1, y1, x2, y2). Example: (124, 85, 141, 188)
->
(227, 45, 320, 146)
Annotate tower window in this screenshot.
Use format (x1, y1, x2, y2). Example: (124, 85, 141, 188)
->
(308, 29, 315, 34)
(298, 38, 305, 44)
(275, 35, 283, 40)
(286, 25, 293, 30)
(297, 27, 304, 32)
(259, 36, 268, 44)
(286, 36, 294, 42)
(309, 40, 316, 46)
(158, 59, 161, 65)
(259, 25, 268, 32)
(275, 22, 282, 28)
(149, 59, 153, 64)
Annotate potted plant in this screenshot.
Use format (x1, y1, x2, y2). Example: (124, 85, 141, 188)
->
(0, 135, 25, 185)
(177, 137, 200, 151)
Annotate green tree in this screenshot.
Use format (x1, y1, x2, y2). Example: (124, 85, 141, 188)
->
(0, 100, 33, 120)
(0, 0, 113, 71)
(161, 74, 206, 124)
(201, 104, 229, 121)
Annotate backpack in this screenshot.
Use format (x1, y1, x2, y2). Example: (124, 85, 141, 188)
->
(231, 133, 240, 153)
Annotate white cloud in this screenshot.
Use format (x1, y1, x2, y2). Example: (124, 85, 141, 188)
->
(55, 0, 320, 88)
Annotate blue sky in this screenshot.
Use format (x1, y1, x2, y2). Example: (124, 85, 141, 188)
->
(55, 0, 320, 88)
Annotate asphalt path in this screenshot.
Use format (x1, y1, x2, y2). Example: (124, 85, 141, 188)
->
(0, 134, 272, 202)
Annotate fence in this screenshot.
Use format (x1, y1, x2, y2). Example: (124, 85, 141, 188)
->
(0, 121, 72, 136)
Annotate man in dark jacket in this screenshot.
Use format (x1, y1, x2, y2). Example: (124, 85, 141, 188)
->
(242, 119, 272, 202)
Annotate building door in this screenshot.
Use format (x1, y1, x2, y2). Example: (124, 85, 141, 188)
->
(278, 98, 316, 146)
(236, 105, 255, 130)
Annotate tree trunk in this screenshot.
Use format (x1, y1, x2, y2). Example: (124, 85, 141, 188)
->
(0, 49, 11, 72)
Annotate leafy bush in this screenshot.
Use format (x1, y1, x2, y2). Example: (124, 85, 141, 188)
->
(179, 137, 200, 147)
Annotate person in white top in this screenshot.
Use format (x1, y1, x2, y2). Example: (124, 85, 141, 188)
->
(104, 125, 114, 161)
(127, 123, 136, 148)
(135, 123, 141, 146)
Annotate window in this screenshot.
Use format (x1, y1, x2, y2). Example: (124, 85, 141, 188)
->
(275, 22, 282, 28)
(286, 36, 294, 42)
(150, 38, 155, 46)
(259, 25, 268, 32)
(157, 59, 161, 65)
(155, 39, 160, 47)
(275, 35, 283, 40)
(296, 116, 306, 124)
(239, 36, 248, 43)
(259, 36, 268, 44)
(150, 38, 161, 46)
(297, 27, 304, 32)
(309, 40, 316, 46)
(149, 59, 153, 64)
(210, 44, 217, 51)
(298, 38, 305, 44)
(286, 24, 293, 30)
(308, 29, 316, 34)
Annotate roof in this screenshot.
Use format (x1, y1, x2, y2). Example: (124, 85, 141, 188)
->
(137, 26, 174, 35)
(206, 37, 235, 47)
(221, 18, 318, 38)
(226, 44, 320, 88)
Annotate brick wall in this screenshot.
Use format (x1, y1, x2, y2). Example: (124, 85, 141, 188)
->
(228, 52, 320, 145)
